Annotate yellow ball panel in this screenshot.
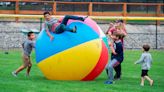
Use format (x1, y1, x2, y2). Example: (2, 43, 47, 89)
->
(37, 39, 102, 80)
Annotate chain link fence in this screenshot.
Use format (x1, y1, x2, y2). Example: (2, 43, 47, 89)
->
(0, 20, 164, 53)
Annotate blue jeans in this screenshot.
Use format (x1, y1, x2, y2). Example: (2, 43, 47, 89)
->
(106, 59, 120, 82)
(55, 15, 84, 34)
(61, 15, 84, 25)
(55, 24, 72, 34)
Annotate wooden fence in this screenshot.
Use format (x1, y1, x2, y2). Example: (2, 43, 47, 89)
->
(0, 0, 164, 17)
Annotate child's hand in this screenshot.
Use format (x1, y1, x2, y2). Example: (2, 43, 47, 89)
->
(50, 36, 54, 41)
(113, 52, 117, 55)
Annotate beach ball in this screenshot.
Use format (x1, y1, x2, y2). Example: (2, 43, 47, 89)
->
(35, 17, 109, 80)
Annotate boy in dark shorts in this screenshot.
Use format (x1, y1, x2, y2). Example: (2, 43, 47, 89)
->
(135, 44, 154, 86)
(12, 32, 35, 77)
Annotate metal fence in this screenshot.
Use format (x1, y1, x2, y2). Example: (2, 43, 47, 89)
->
(0, 20, 164, 51)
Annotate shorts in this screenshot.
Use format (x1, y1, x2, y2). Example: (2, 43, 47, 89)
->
(141, 70, 149, 77)
(22, 54, 32, 67)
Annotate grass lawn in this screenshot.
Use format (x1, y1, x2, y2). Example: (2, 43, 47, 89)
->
(0, 50, 164, 92)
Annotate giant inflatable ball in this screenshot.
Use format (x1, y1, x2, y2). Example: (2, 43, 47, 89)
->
(36, 17, 109, 81)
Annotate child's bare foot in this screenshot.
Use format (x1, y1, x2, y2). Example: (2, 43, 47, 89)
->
(83, 16, 88, 21)
(150, 80, 154, 86)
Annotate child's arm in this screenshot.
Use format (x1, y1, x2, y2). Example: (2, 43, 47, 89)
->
(109, 42, 117, 55)
(22, 42, 24, 49)
(135, 54, 144, 64)
(148, 54, 153, 68)
(106, 23, 113, 34)
(44, 24, 54, 41)
(46, 29, 54, 41)
(31, 41, 35, 48)
(121, 24, 127, 36)
(107, 27, 115, 38)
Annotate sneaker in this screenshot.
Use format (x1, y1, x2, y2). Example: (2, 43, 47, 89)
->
(72, 26, 77, 33)
(114, 74, 121, 80)
(140, 83, 144, 86)
(104, 80, 113, 84)
(150, 80, 154, 86)
(114, 77, 121, 81)
(12, 71, 17, 77)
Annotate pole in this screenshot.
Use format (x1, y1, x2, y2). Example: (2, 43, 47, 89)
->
(40, 18, 43, 31)
(15, 0, 19, 22)
(146, 0, 148, 14)
(156, 20, 158, 49)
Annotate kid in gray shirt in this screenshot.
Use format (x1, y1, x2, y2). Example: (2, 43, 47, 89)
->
(135, 52, 152, 70)
(23, 39, 35, 56)
(135, 44, 154, 86)
(12, 32, 35, 77)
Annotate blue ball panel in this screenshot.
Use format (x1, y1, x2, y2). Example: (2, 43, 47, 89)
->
(36, 22, 99, 63)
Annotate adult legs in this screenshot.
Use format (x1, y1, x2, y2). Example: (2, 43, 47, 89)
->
(114, 64, 121, 79)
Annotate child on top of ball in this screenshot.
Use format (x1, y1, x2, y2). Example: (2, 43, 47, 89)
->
(12, 32, 35, 77)
(43, 11, 88, 41)
(135, 44, 154, 86)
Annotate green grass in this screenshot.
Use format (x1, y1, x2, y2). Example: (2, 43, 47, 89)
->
(0, 50, 164, 92)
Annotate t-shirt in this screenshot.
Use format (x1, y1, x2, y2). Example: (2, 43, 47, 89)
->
(111, 40, 124, 62)
(22, 39, 35, 56)
(107, 26, 126, 44)
(135, 52, 152, 70)
(107, 27, 116, 34)
(44, 18, 59, 32)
